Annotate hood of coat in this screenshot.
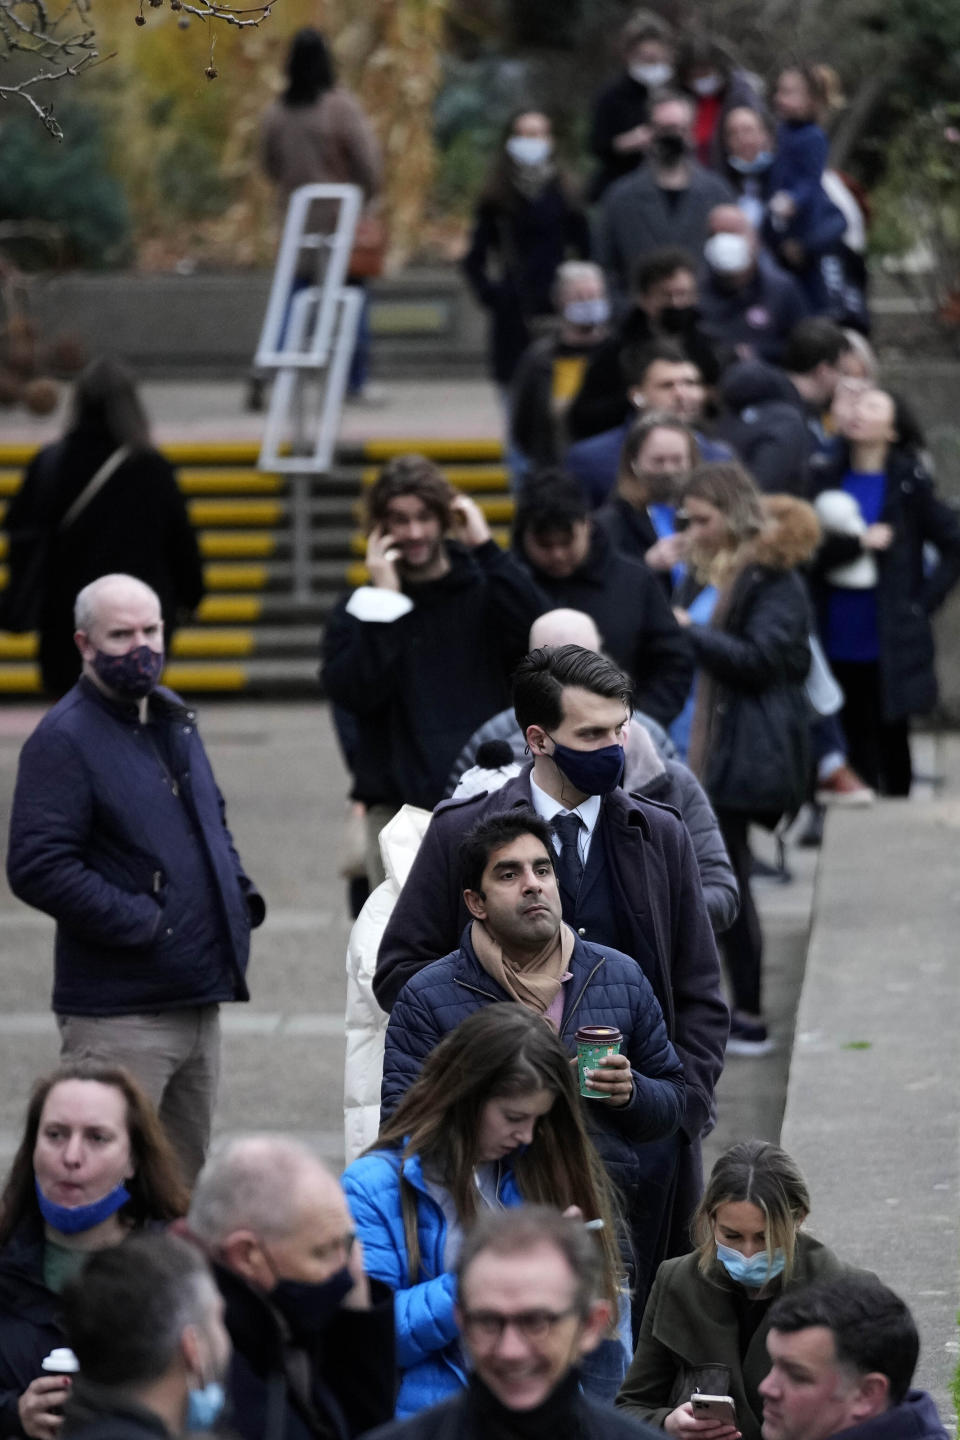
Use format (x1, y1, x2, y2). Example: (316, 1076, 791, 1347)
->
(378, 805, 432, 891)
(624, 718, 667, 789)
(720, 359, 799, 412)
(750, 494, 821, 571)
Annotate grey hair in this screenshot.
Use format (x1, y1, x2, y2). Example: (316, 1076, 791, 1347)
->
(188, 1135, 326, 1246)
(74, 573, 160, 634)
(552, 261, 606, 307)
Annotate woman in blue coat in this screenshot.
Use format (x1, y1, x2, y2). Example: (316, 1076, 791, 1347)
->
(763, 66, 846, 312)
(342, 1006, 623, 1419)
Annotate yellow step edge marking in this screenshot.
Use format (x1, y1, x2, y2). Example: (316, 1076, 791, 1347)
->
(199, 533, 278, 559)
(203, 564, 269, 591)
(171, 630, 255, 658)
(360, 465, 509, 491)
(0, 477, 19, 498)
(0, 634, 37, 659)
(162, 663, 248, 690)
(189, 500, 284, 526)
(0, 665, 42, 692)
(197, 596, 262, 622)
(361, 439, 503, 461)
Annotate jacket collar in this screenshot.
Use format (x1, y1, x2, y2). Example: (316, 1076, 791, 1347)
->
(210, 1257, 291, 1369)
(64, 1383, 173, 1440)
(491, 764, 654, 843)
(77, 675, 195, 728)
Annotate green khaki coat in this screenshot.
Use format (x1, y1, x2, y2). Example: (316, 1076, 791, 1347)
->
(616, 1234, 858, 1440)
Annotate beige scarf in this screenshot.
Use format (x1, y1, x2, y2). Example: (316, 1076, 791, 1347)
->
(471, 918, 575, 1016)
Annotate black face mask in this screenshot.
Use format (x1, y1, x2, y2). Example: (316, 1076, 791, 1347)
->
(652, 130, 687, 167)
(659, 304, 699, 334)
(271, 1267, 354, 1342)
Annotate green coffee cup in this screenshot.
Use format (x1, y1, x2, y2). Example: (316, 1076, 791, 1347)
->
(575, 1025, 623, 1099)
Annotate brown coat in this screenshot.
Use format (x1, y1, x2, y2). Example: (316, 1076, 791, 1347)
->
(616, 1234, 856, 1440)
(260, 87, 382, 213)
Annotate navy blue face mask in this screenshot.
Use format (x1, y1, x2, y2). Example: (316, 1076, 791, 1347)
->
(547, 738, 625, 795)
(271, 1266, 355, 1342)
(35, 1178, 131, 1235)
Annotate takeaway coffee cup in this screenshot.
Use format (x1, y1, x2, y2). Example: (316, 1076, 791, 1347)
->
(575, 1025, 623, 1099)
(41, 1349, 79, 1376)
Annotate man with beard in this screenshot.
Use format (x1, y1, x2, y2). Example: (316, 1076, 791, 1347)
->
(321, 454, 545, 886)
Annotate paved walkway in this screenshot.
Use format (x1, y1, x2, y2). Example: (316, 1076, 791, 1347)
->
(0, 379, 505, 449)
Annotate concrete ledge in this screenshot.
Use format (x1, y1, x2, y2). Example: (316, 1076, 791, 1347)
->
(781, 768, 960, 1420)
(29, 266, 487, 378)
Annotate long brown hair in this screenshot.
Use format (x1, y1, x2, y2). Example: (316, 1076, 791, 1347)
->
(370, 1006, 622, 1304)
(0, 1062, 189, 1248)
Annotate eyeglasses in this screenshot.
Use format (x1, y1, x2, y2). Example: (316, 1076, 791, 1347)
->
(460, 1308, 578, 1343)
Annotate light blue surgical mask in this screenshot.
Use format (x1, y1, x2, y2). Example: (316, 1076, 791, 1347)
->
(506, 135, 552, 168)
(716, 1240, 785, 1288)
(728, 151, 773, 175)
(563, 298, 611, 328)
(186, 1381, 226, 1431)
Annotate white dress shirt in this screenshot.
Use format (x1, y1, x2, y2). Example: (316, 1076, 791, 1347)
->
(529, 775, 601, 868)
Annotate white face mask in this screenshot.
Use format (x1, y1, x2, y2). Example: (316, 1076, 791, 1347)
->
(629, 62, 673, 88)
(690, 72, 723, 97)
(506, 135, 552, 168)
(704, 231, 753, 275)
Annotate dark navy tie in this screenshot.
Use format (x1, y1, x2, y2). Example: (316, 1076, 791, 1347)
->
(552, 813, 584, 904)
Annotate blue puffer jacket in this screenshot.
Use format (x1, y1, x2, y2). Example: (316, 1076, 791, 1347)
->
(381, 928, 685, 1210)
(6, 678, 265, 1015)
(342, 1148, 522, 1419)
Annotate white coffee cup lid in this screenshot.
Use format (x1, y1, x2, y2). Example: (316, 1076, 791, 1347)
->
(42, 1349, 79, 1374)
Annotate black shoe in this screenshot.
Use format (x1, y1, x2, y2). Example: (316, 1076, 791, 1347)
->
(797, 805, 825, 848)
(749, 852, 793, 884)
(726, 1014, 776, 1057)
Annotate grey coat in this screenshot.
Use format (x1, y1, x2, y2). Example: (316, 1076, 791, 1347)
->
(597, 164, 735, 297)
(445, 708, 737, 934)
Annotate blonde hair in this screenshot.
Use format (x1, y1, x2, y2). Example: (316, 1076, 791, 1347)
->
(680, 461, 764, 586)
(693, 1140, 810, 1284)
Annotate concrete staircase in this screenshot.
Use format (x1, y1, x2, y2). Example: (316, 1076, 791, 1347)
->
(0, 439, 512, 697)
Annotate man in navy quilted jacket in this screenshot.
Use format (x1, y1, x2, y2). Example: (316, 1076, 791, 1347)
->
(382, 807, 685, 1327)
(7, 572, 265, 1184)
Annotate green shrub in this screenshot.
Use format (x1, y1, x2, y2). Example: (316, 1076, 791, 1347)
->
(0, 103, 131, 268)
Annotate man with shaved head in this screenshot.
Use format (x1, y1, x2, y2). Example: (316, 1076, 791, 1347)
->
(7, 573, 264, 1184)
(188, 1136, 395, 1440)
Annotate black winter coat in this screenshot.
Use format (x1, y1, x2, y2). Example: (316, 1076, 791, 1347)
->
(7, 679, 264, 1016)
(321, 540, 546, 809)
(589, 73, 654, 200)
(517, 528, 693, 725)
(214, 1261, 396, 1440)
(690, 559, 812, 820)
(697, 257, 808, 369)
(0, 1217, 64, 1438)
(715, 361, 813, 496)
(461, 188, 590, 385)
(593, 497, 664, 586)
(5, 426, 204, 698)
(811, 449, 960, 721)
(566, 308, 720, 444)
(63, 1389, 174, 1440)
(368, 1374, 664, 1440)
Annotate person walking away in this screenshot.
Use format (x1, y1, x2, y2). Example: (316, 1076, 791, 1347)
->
(1, 358, 203, 699)
(259, 28, 383, 405)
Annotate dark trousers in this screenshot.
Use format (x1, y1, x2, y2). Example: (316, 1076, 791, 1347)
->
(715, 811, 763, 1016)
(831, 660, 912, 796)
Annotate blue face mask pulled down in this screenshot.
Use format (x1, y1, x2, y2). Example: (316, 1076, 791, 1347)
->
(35, 1179, 131, 1236)
(548, 739, 625, 796)
(716, 1240, 785, 1288)
(728, 151, 773, 176)
(186, 1382, 226, 1431)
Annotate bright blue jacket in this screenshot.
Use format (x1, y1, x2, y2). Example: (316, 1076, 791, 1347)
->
(342, 1148, 522, 1419)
